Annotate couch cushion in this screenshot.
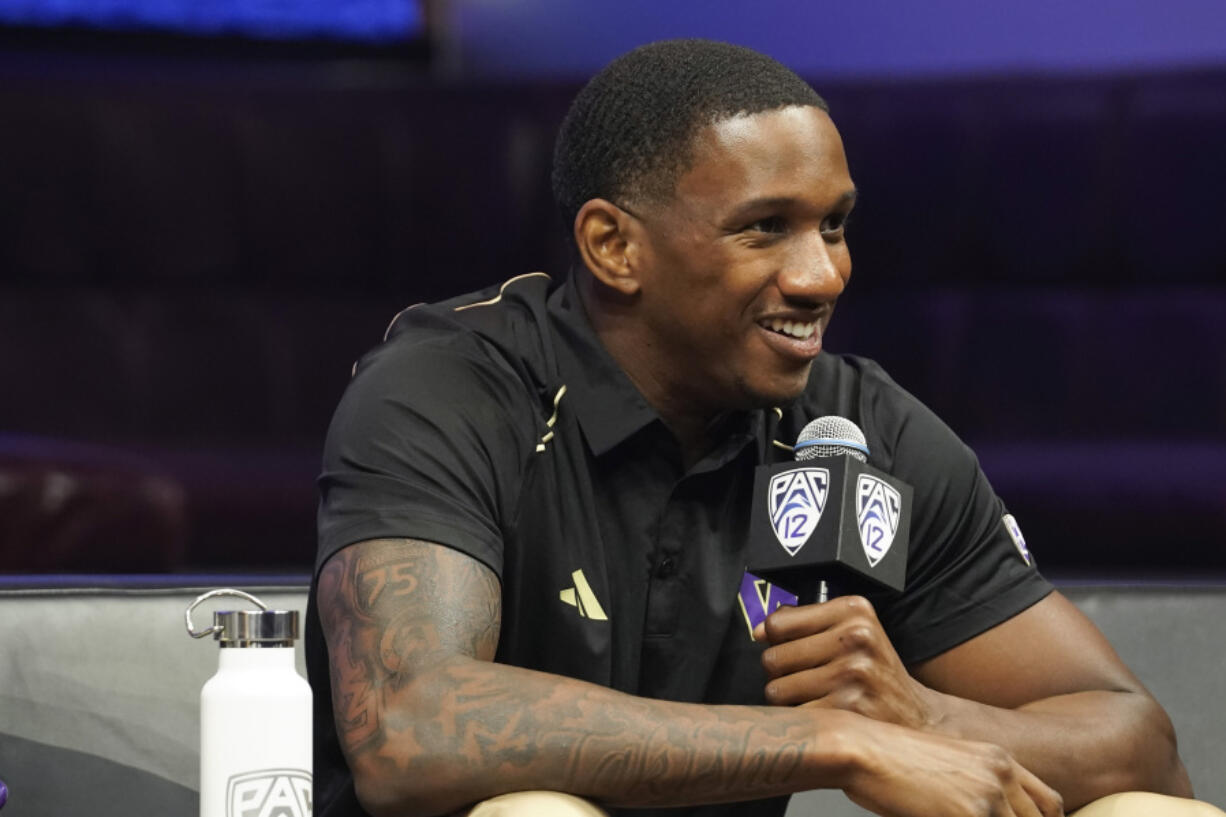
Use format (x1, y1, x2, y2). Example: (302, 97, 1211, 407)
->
(0, 576, 308, 817)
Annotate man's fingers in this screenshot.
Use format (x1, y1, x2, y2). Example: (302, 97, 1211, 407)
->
(760, 632, 843, 680)
(996, 756, 1057, 817)
(765, 668, 837, 706)
(1017, 762, 1064, 817)
(759, 594, 877, 643)
(761, 614, 888, 682)
(757, 601, 830, 644)
(1006, 782, 1045, 817)
(999, 758, 1062, 817)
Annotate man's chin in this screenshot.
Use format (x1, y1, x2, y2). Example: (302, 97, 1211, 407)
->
(740, 370, 813, 410)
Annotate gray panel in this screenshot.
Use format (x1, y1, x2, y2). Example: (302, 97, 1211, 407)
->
(0, 585, 308, 790)
(0, 734, 195, 817)
(1064, 586, 1226, 807)
(786, 788, 873, 817)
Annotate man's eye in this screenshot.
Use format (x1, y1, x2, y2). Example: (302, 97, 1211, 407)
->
(823, 214, 853, 236)
(821, 213, 852, 236)
(746, 216, 787, 234)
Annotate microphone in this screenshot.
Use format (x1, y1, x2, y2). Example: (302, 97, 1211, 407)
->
(746, 416, 912, 604)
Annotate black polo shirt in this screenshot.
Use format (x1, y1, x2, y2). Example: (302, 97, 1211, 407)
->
(308, 272, 1052, 817)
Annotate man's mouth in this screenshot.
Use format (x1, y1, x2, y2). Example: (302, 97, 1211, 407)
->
(760, 317, 818, 340)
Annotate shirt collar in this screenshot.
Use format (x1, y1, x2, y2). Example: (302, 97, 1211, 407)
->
(547, 277, 770, 465)
(548, 278, 660, 456)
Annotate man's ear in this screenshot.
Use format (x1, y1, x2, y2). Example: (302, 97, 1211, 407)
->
(573, 199, 642, 297)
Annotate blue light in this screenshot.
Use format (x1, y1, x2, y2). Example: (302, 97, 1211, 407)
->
(0, 0, 422, 43)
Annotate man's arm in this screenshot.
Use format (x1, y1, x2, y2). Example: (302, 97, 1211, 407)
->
(757, 593, 1192, 811)
(318, 537, 1064, 817)
(913, 592, 1192, 803)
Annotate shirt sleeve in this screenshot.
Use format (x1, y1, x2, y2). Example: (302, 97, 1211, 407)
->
(315, 329, 539, 579)
(858, 363, 1054, 665)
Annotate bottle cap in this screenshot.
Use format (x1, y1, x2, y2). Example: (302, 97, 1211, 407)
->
(212, 608, 299, 647)
(186, 589, 299, 647)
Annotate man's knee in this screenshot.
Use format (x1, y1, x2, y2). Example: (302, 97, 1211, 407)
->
(463, 791, 609, 817)
(1073, 792, 1226, 817)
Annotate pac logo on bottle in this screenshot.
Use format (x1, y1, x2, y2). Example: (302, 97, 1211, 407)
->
(227, 769, 312, 817)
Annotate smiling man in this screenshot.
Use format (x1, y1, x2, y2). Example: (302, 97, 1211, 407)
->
(308, 40, 1204, 817)
(569, 102, 854, 462)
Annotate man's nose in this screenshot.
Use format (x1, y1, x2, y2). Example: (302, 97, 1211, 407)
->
(777, 231, 847, 303)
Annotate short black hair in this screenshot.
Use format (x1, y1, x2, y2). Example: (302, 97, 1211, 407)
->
(551, 39, 828, 239)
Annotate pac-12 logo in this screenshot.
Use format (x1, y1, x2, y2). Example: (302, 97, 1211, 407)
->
(769, 467, 830, 556)
(856, 475, 901, 567)
(227, 769, 312, 817)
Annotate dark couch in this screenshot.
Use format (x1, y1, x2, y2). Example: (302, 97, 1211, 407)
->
(1, 577, 1222, 815)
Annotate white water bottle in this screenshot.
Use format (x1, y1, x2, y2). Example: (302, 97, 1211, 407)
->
(187, 589, 312, 817)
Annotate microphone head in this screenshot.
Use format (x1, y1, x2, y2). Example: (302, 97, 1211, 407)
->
(794, 416, 869, 463)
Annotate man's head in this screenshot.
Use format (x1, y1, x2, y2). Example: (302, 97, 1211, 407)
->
(551, 39, 828, 237)
(554, 40, 855, 437)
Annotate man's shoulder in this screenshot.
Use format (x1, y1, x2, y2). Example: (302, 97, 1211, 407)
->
(779, 352, 944, 465)
(808, 351, 896, 389)
(361, 273, 560, 394)
(795, 352, 916, 419)
(334, 273, 565, 443)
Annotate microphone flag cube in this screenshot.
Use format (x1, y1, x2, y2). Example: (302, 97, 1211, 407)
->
(747, 456, 912, 595)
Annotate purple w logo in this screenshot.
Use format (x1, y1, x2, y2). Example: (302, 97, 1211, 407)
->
(736, 572, 798, 637)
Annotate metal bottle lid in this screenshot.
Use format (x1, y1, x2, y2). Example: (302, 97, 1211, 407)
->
(211, 608, 299, 647)
(186, 588, 300, 648)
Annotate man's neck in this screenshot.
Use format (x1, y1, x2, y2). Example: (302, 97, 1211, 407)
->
(576, 275, 727, 469)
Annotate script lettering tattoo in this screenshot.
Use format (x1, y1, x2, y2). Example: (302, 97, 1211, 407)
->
(549, 701, 810, 801)
(318, 538, 818, 810)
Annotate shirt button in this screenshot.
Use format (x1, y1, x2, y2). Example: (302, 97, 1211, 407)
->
(655, 557, 676, 579)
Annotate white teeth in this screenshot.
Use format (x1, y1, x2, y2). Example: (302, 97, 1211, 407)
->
(763, 318, 816, 339)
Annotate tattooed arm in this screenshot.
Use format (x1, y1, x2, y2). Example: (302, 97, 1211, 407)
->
(317, 537, 1064, 817)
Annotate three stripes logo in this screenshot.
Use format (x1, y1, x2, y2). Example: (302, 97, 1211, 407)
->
(559, 569, 608, 621)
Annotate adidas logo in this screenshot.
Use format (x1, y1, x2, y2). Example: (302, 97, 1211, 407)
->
(559, 569, 608, 621)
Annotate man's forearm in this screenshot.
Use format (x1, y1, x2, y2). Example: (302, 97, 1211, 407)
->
(343, 652, 849, 816)
(925, 686, 1192, 808)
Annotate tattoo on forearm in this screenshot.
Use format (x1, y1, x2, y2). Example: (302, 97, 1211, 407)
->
(321, 539, 503, 754)
(319, 538, 814, 807)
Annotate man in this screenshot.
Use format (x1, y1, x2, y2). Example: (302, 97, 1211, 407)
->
(308, 40, 1201, 817)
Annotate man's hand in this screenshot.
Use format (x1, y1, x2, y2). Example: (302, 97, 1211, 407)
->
(754, 598, 1067, 815)
(755, 592, 1192, 808)
(838, 715, 1064, 817)
(755, 595, 943, 730)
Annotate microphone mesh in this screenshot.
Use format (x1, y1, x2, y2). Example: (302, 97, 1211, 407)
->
(795, 415, 868, 462)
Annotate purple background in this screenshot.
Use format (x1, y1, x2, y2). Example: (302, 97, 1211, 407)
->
(0, 4, 1223, 575)
(446, 0, 1226, 79)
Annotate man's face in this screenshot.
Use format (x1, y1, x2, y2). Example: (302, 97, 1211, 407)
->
(628, 105, 856, 415)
